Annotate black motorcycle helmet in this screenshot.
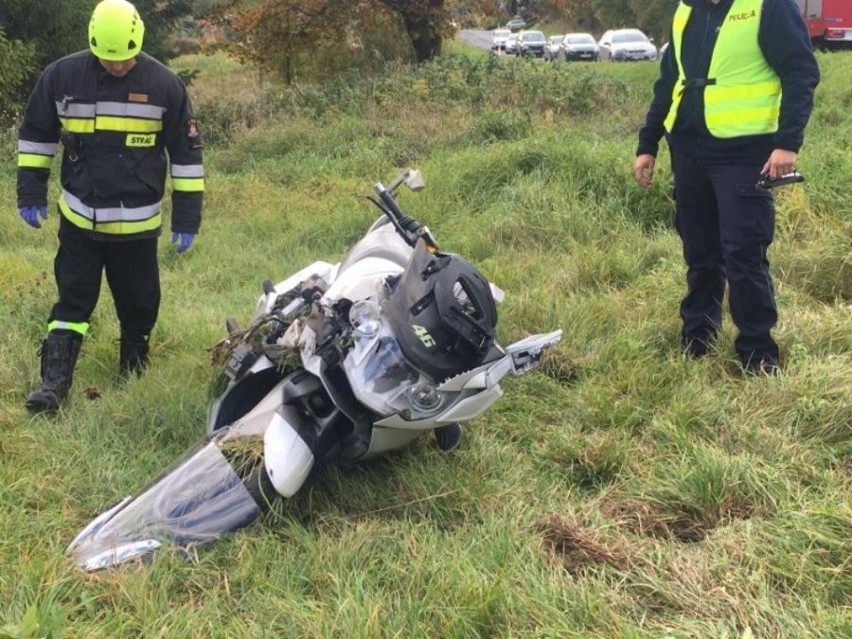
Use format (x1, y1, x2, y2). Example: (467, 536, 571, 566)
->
(383, 238, 498, 382)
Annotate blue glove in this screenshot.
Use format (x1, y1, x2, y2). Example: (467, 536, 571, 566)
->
(171, 232, 196, 254)
(20, 205, 48, 229)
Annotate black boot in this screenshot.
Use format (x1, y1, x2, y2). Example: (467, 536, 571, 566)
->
(26, 332, 82, 413)
(119, 335, 149, 382)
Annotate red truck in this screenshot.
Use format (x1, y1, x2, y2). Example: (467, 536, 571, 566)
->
(795, 0, 852, 48)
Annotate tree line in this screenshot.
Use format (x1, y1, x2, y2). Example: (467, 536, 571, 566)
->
(0, 0, 192, 125)
(211, 0, 677, 77)
(0, 0, 677, 125)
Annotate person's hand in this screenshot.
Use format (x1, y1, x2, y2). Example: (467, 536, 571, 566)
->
(761, 149, 798, 179)
(171, 232, 196, 254)
(20, 205, 48, 229)
(634, 154, 656, 188)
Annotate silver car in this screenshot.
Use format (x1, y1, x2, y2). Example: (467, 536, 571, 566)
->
(598, 28, 657, 62)
(491, 29, 511, 52)
(544, 35, 565, 61)
(504, 33, 520, 55)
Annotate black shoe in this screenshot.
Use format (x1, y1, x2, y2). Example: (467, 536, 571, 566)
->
(679, 335, 713, 359)
(119, 335, 149, 382)
(434, 424, 462, 451)
(743, 355, 779, 376)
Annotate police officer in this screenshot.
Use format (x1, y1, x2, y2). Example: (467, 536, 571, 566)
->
(633, 0, 819, 375)
(17, 0, 204, 412)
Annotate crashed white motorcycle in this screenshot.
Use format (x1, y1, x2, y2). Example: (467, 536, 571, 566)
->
(67, 169, 562, 571)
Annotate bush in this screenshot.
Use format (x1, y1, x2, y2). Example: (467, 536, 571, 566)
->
(0, 29, 37, 127)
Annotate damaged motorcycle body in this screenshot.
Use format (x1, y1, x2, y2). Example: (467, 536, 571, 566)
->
(67, 170, 562, 571)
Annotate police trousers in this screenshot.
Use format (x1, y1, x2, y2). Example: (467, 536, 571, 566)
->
(671, 151, 779, 363)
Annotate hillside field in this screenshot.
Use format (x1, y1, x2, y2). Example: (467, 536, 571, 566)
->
(0, 47, 849, 638)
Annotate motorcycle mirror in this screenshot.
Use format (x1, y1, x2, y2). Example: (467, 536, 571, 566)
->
(387, 168, 426, 194)
(404, 170, 425, 192)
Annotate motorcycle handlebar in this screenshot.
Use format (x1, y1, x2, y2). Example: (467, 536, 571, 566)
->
(373, 182, 421, 245)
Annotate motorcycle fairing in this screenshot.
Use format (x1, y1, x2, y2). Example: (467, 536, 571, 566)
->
(263, 408, 315, 497)
(368, 331, 562, 433)
(323, 257, 401, 306)
(372, 385, 505, 431)
(504, 331, 563, 373)
(336, 219, 413, 275)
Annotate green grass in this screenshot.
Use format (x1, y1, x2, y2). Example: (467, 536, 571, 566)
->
(0, 49, 849, 638)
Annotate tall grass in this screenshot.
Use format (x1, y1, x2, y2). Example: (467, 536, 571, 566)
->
(0, 49, 849, 638)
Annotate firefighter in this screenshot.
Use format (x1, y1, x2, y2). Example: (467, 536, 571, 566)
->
(633, 0, 819, 374)
(17, 0, 204, 412)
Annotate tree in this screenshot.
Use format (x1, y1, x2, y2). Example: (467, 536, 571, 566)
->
(217, 0, 453, 78)
(212, 0, 364, 83)
(0, 0, 194, 122)
(0, 0, 93, 70)
(0, 27, 36, 126)
(134, 0, 195, 62)
(381, 0, 449, 62)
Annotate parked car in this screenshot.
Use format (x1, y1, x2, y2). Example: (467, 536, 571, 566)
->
(491, 28, 511, 52)
(517, 30, 547, 57)
(505, 18, 527, 32)
(544, 35, 565, 61)
(561, 32, 600, 61)
(598, 28, 657, 61)
(504, 33, 521, 55)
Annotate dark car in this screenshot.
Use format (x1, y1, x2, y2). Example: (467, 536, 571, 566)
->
(561, 32, 599, 61)
(516, 30, 547, 57)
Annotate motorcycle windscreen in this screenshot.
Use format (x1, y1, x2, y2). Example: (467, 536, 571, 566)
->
(67, 437, 261, 571)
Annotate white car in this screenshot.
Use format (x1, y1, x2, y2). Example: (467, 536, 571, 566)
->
(504, 33, 520, 55)
(544, 35, 565, 61)
(491, 29, 511, 52)
(598, 28, 657, 62)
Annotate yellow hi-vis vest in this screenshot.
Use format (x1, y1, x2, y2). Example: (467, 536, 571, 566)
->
(664, 0, 781, 138)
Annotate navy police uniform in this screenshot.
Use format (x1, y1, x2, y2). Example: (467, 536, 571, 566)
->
(637, 0, 819, 368)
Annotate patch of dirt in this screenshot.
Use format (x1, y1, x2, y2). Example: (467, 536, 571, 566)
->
(538, 513, 622, 578)
(539, 346, 581, 385)
(601, 499, 710, 543)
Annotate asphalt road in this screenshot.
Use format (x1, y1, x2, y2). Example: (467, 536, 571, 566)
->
(457, 29, 494, 52)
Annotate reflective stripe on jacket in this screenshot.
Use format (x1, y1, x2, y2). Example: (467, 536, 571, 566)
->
(17, 51, 203, 238)
(664, 0, 781, 138)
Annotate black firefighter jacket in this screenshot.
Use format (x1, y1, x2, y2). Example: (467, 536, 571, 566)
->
(17, 51, 203, 240)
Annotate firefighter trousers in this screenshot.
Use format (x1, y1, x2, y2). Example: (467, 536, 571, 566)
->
(50, 217, 160, 342)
